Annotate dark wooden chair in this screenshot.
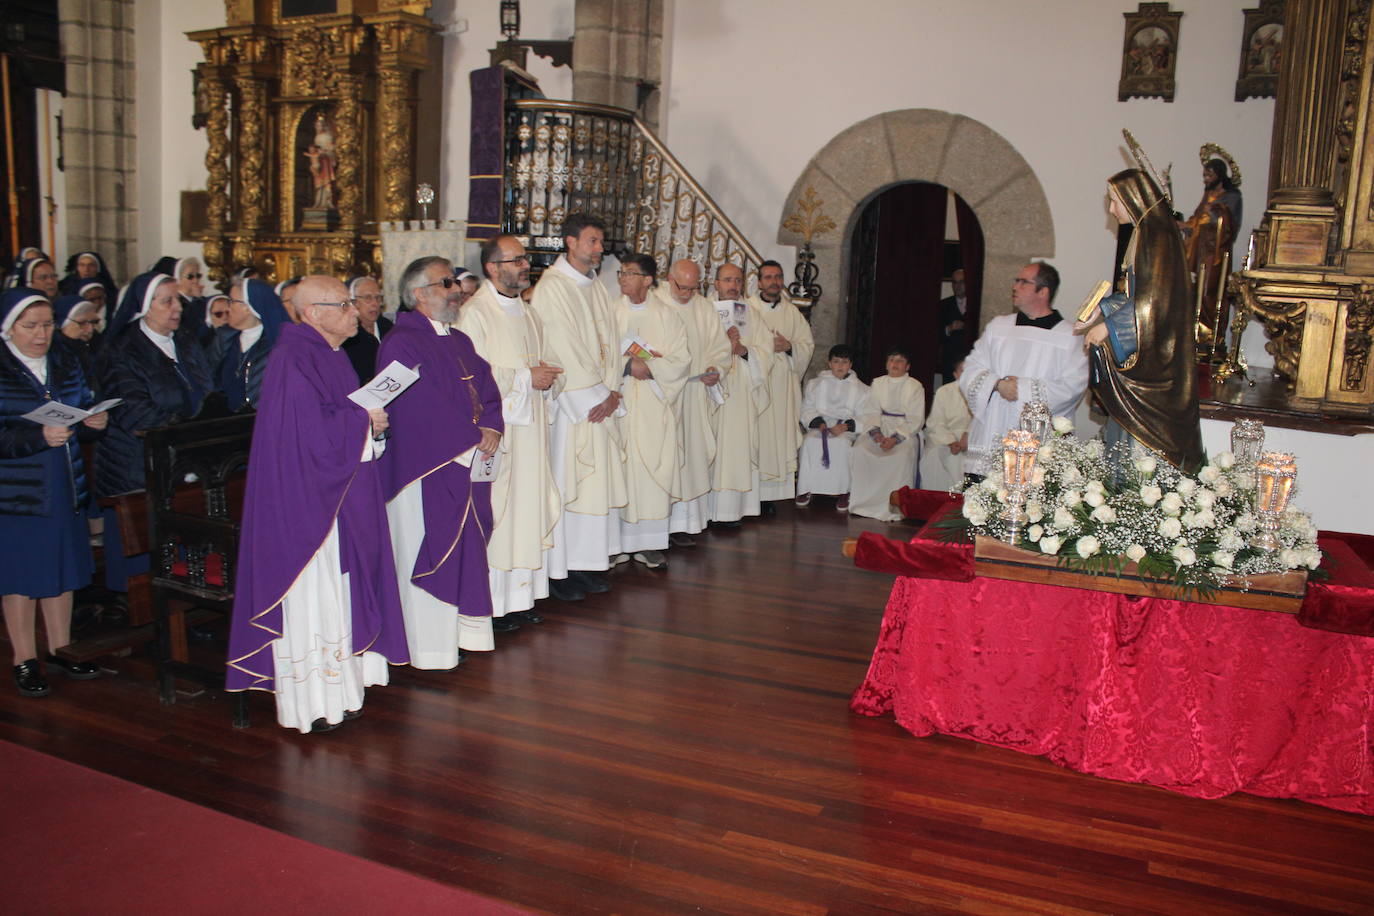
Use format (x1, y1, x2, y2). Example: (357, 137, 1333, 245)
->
(143, 413, 254, 726)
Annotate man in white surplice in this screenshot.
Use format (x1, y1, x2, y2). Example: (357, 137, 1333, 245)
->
(959, 262, 1089, 477)
(611, 253, 691, 569)
(748, 259, 814, 509)
(795, 345, 873, 511)
(456, 235, 567, 624)
(708, 262, 773, 526)
(529, 214, 628, 595)
(656, 259, 731, 545)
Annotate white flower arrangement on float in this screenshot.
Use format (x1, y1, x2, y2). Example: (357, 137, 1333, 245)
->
(950, 417, 1322, 594)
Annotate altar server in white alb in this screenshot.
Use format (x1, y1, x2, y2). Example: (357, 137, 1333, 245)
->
(457, 234, 567, 624)
(848, 348, 925, 521)
(795, 345, 872, 511)
(959, 262, 1088, 477)
(611, 253, 692, 569)
(529, 214, 628, 595)
(920, 358, 973, 493)
(656, 259, 731, 545)
(707, 262, 773, 527)
(748, 260, 814, 508)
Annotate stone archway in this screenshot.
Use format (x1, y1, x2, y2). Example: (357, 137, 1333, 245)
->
(778, 109, 1054, 369)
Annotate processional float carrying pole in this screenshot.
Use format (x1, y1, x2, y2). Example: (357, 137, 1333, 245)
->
(1, 53, 21, 259)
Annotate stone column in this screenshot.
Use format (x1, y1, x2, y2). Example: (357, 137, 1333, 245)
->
(573, 0, 664, 128)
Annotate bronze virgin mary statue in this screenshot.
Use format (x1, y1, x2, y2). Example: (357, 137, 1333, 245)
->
(1077, 167, 1205, 473)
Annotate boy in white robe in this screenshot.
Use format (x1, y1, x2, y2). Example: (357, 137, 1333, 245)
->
(920, 358, 973, 493)
(849, 349, 925, 521)
(795, 345, 872, 511)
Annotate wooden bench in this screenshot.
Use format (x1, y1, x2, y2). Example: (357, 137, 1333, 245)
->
(143, 413, 254, 726)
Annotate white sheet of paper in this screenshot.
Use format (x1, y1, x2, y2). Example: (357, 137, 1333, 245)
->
(470, 449, 500, 483)
(348, 361, 420, 409)
(22, 398, 122, 428)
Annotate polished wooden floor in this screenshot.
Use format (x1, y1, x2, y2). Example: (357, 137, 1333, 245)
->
(4, 501, 1373, 915)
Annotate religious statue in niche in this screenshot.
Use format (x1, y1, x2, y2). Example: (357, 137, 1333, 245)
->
(299, 109, 339, 229)
(1235, 1, 1285, 101)
(1118, 3, 1182, 103)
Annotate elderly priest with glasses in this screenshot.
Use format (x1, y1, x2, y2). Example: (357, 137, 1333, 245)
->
(226, 275, 409, 733)
(379, 257, 504, 670)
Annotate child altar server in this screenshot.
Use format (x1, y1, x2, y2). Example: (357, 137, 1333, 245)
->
(849, 349, 925, 521)
(795, 345, 872, 511)
(919, 358, 973, 493)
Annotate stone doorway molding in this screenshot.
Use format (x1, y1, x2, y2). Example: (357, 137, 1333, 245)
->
(778, 109, 1054, 369)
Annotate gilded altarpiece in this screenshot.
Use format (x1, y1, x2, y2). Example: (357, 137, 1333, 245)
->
(188, 1, 439, 285)
(1234, 0, 1374, 414)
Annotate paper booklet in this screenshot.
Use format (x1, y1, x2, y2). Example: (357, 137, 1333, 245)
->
(621, 335, 656, 360)
(470, 448, 501, 482)
(714, 300, 748, 333)
(348, 360, 420, 409)
(23, 398, 122, 428)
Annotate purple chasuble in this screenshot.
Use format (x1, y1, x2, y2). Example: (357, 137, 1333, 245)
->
(226, 323, 408, 692)
(378, 310, 504, 615)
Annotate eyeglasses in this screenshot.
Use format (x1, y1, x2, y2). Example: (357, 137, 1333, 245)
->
(617, 271, 650, 279)
(311, 299, 359, 310)
(354, 293, 383, 303)
(418, 277, 458, 291)
(490, 255, 530, 265)
(16, 321, 55, 332)
(69, 318, 101, 328)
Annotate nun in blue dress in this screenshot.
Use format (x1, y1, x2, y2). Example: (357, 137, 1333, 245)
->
(0, 288, 106, 697)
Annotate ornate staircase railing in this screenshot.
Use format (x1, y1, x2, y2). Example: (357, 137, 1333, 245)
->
(503, 98, 763, 291)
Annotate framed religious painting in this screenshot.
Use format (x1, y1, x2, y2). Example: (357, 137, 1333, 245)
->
(1119, 2, 1182, 102)
(1236, 0, 1285, 101)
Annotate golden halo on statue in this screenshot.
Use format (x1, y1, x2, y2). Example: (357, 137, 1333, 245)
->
(1198, 143, 1242, 187)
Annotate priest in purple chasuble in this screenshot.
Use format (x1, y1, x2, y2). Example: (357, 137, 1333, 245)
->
(379, 256, 504, 670)
(226, 276, 408, 734)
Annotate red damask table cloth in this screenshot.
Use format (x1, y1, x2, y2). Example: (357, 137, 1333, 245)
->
(851, 562, 1374, 815)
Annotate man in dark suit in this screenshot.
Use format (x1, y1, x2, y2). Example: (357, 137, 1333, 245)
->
(937, 268, 969, 383)
(342, 275, 394, 383)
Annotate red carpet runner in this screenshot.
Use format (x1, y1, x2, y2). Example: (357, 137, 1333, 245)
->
(0, 741, 534, 915)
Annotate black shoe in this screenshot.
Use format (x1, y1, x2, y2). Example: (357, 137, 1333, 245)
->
(669, 532, 696, 547)
(343, 708, 363, 721)
(761, 501, 777, 517)
(492, 615, 521, 632)
(46, 654, 100, 680)
(188, 624, 217, 642)
(512, 609, 544, 624)
(713, 519, 742, 529)
(310, 717, 341, 733)
(13, 659, 50, 697)
(548, 577, 586, 602)
(570, 570, 611, 594)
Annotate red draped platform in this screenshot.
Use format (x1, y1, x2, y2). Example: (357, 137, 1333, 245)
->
(850, 496, 1374, 816)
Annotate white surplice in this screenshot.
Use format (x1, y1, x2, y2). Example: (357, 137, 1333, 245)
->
(708, 299, 773, 522)
(655, 288, 732, 535)
(456, 281, 565, 616)
(959, 313, 1089, 475)
(796, 370, 872, 497)
(530, 255, 628, 570)
(920, 380, 973, 493)
(748, 294, 814, 501)
(849, 373, 925, 521)
(273, 435, 391, 733)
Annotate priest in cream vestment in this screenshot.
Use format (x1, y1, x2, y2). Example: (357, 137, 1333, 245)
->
(456, 235, 566, 620)
(613, 254, 692, 563)
(849, 349, 926, 521)
(709, 262, 774, 524)
(748, 260, 814, 504)
(528, 215, 628, 590)
(656, 259, 731, 541)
